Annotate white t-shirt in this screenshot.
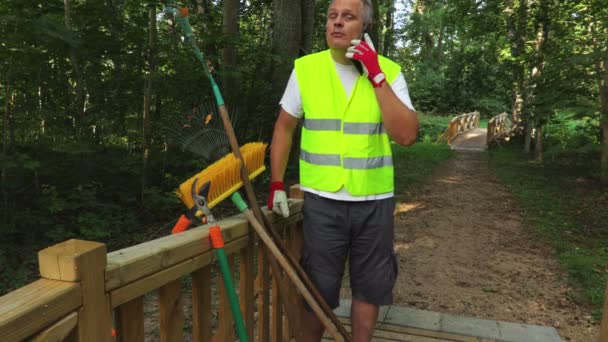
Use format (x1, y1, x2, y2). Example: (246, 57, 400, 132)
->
(279, 60, 415, 201)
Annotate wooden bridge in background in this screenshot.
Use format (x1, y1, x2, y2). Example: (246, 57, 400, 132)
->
(437, 111, 513, 151)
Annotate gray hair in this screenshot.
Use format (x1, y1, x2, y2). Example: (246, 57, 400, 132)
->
(329, 0, 374, 26)
(360, 0, 373, 26)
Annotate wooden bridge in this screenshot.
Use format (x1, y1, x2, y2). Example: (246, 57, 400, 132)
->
(437, 111, 513, 151)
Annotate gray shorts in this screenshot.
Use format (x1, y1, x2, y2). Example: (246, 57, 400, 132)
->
(300, 192, 398, 309)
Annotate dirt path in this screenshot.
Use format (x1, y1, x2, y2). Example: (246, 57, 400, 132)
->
(391, 150, 597, 342)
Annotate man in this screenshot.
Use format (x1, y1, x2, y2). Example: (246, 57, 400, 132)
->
(267, 0, 418, 340)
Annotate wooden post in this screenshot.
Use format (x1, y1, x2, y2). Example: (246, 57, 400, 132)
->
(257, 237, 270, 342)
(289, 184, 304, 200)
(115, 297, 144, 342)
(159, 279, 184, 342)
(240, 242, 255, 340)
(192, 266, 212, 341)
(38, 239, 113, 342)
(215, 255, 236, 342)
(599, 281, 608, 342)
(271, 269, 283, 342)
(288, 185, 305, 341)
(286, 221, 304, 341)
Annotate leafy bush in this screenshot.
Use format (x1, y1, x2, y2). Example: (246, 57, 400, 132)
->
(544, 110, 601, 165)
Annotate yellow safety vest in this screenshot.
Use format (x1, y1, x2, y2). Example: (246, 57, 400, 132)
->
(295, 49, 402, 196)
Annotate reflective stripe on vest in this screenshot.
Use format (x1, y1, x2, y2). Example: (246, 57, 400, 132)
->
(305, 119, 386, 135)
(303, 119, 341, 131)
(344, 122, 386, 135)
(300, 149, 392, 169)
(344, 155, 393, 169)
(300, 149, 341, 166)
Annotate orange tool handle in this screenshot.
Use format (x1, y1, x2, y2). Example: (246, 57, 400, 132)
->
(171, 214, 192, 234)
(209, 226, 224, 248)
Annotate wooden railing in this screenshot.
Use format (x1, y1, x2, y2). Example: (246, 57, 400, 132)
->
(436, 111, 480, 143)
(0, 193, 306, 342)
(486, 112, 511, 146)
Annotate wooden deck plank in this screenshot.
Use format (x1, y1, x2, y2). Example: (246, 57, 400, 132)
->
(322, 320, 454, 342)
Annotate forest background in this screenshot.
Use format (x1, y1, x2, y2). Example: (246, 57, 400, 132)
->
(0, 0, 607, 304)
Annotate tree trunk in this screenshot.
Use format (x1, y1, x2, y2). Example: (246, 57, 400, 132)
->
(504, 0, 528, 125)
(527, 0, 550, 157)
(383, 0, 395, 56)
(524, 122, 533, 153)
(534, 125, 543, 162)
(196, 0, 207, 16)
(300, 0, 315, 55)
(1, 81, 10, 224)
(271, 0, 302, 98)
(64, 0, 86, 137)
(141, 5, 156, 206)
(416, 0, 434, 62)
(222, 0, 240, 106)
(2, 82, 11, 155)
(370, 0, 381, 53)
(600, 63, 608, 185)
(590, 7, 608, 184)
(533, 0, 549, 160)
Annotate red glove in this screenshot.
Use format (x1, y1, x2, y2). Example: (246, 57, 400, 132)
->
(268, 181, 289, 218)
(346, 33, 386, 88)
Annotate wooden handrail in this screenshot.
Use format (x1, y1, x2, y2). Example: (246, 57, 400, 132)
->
(486, 112, 511, 146)
(437, 111, 480, 143)
(0, 199, 306, 342)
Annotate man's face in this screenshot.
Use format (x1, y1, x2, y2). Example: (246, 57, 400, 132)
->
(326, 0, 365, 50)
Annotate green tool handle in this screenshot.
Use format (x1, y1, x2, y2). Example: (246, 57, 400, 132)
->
(170, 6, 224, 106)
(209, 226, 249, 341)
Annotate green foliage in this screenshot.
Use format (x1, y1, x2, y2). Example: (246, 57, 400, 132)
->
(544, 110, 601, 164)
(489, 144, 608, 319)
(0, 143, 193, 295)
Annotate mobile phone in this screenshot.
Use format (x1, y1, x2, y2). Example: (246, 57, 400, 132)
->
(353, 25, 369, 75)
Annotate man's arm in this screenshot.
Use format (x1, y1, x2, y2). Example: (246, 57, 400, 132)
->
(346, 34, 419, 146)
(270, 109, 300, 182)
(374, 82, 418, 146)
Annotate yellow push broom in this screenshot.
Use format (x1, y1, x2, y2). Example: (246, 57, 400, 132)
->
(171, 142, 267, 233)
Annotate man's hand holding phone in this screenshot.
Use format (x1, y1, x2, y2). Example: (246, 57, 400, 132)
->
(345, 33, 386, 88)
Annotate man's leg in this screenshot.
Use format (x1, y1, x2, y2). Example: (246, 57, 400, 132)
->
(300, 193, 350, 342)
(349, 197, 397, 341)
(351, 297, 379, 342)
(301, 309, 324, 341)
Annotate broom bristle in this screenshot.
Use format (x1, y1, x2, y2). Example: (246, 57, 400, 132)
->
(177, 142, 268, 209)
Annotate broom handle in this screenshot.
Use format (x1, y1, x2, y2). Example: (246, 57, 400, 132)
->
(218, 105, 350, 340)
